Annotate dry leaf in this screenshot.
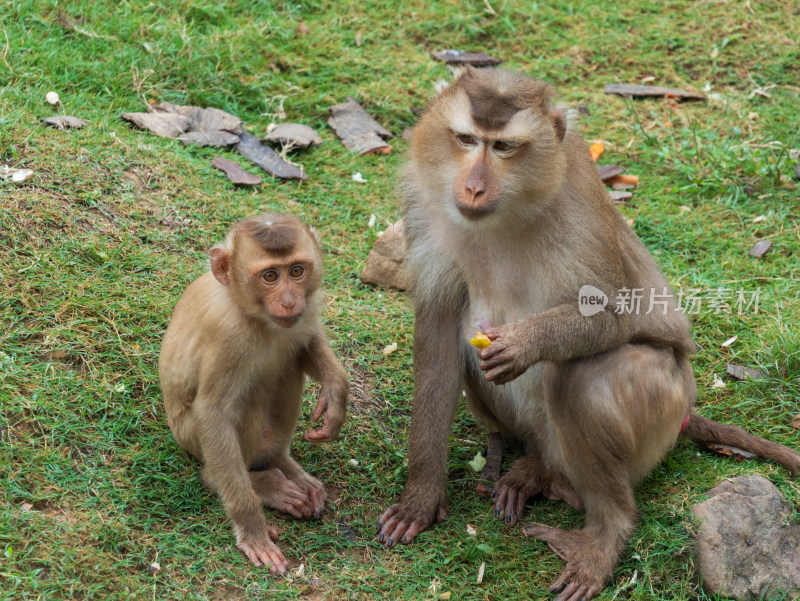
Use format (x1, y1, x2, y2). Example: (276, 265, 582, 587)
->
(466, 524, 477, 536)
(263, 123, 322, 149)
(178, 131, 239, 147)
(721, 335, 737, 348)
(596, 164, 625, 182)
(609, 190, 633, 204)
(726, 364, 766, 381)
(430, 49, 502, 67)
(711, 374, 726, 389)
(20, 502, 33, 512)
(604, 83, 705, 101)
(42, 115, 85, 130)
(703, 443, 756, 461)
(146, 562, 160, 573)
(352, 172, 367, 183)
(237, 132, 307, 180)
(0, 166, 34, 183)
(477, 561, 486, 584)
(382, 342, 398, 356)
(749, 239, 772, 258)
(328, 97, 392, 155)
(211, 157, 262, 185)
(791, 415, 800, 430)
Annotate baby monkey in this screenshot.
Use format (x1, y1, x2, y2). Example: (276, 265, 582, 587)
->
(160, 213, 348, 573)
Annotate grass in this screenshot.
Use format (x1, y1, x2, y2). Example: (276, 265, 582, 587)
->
(1, 0, 798, 599)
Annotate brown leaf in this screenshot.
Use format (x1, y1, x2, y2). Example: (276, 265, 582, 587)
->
(703, 443, 757, 461)
(42, 115, 86, 130)
(596, 164, 625, 182)
(263, 123, 322, 149)
(430, 49, 503, 67)
(237, 131, 307, 180)
(609, 190, 633, 204)
(726, 364, 766, 381)
(328, 97, 392, 155)
(121, 111, 191, 138)
(604, 83, 706, 101)
(152, 103, 242, 134)
(211, 157, 262, 185)
(178, 131, 240, 147)
(749, 239, 772, 258)
(791, 415, 800, 430)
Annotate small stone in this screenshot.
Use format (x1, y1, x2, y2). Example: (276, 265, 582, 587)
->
(361, 220, 411, 290)
(692, 475, 800, 600)
(749, 239, 772, 258)
(45, 91, 60, 105)
(146, 562, 160, 573)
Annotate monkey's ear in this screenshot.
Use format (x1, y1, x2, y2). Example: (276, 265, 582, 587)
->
(551, 107, 570, 142)
(209, 245, 231, 286)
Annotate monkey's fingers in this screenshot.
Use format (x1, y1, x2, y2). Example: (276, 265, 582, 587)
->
(377, 507, 429, 547)
(303, 425, 335, 443)
(307, 484, 326, 518)
(236, 539, 289, 575)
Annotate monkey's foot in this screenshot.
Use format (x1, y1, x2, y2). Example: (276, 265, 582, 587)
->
(523, 524, 609, 601)
(250, 468, 318, 519)
(377, 495, 448, 547)
(235, 526, 289, 575)
(288, 472, 327, 519)
(492, 456, 583, 526)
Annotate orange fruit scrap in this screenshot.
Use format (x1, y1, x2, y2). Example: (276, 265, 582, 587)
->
(589, 142, 604, 162)
(470, 332, 491, 349)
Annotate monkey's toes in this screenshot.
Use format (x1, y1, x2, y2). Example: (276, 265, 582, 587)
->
(491, 483, 526, 526)
(377, 504, 434, 547)
(236, 539, 289, 575)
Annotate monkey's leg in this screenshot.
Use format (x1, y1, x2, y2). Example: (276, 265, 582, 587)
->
(249, 467, 318, 519)
(378, 301, 464, 547)
(493, 453, 583, 526)
(523, 346, 688, 601)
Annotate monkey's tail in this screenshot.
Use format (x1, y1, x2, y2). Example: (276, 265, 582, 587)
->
(681, 413, 800, 475)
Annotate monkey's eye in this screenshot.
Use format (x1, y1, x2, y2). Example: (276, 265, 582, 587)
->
(454, 133, 479, 148)
(289, 265, 305, 278)
(492, 140, 517, 154)
(261, 270, 279, 283)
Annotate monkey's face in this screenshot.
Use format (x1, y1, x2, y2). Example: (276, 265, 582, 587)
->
(411, 68, 569, 225)
(256, 260, 314, 328)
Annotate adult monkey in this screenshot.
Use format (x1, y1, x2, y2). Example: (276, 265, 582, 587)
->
(160, 213, 348, 574)
(377, 68, 800, 601)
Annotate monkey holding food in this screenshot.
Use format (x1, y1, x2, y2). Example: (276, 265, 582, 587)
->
(160, 213, 348, 574)
(377, 67, 800, 601)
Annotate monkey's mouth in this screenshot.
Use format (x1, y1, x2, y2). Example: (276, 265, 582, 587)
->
(270, 314, 301, 328)
(456, 202, 497, 221)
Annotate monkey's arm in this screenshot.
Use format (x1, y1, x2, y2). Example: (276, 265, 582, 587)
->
(300, 332, 349, 443)
(480, 304, 630, 384)
(377, 299, 463, 546)
(193, 392, 290, 574)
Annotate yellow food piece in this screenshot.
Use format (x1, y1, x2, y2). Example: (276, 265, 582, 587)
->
(470, 332, 491, 349)
(589, 142, 604, 162)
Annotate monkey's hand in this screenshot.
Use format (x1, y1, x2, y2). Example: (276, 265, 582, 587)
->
(377, 486, 448, 547)
(480, 323, 538, 385)
(234, 524, 289, 575)
(303, 386, 346, 443)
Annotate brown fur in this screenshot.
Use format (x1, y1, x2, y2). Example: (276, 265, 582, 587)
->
(378, 67, 799, 601)
(159, 213, 348, 573)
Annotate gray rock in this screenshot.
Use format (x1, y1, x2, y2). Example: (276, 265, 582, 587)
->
(692, 475, 800, 600)
(361, 220, 411, 291)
